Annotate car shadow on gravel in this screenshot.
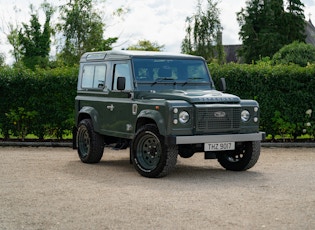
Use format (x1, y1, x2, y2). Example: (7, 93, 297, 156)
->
(63, 157, 264, 187)
(64, 158, 132, 172)
(170, 164, 264, 182)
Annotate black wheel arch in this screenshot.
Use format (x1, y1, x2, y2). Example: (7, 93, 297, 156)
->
(135, 117, 156, 132)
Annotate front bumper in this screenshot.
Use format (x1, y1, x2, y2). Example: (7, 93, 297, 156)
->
(174, 132, 265, 145)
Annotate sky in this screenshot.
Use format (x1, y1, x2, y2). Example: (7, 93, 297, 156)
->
(0, 0, 315, 64)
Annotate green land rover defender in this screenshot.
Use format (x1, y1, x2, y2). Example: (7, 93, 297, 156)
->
(73, 50, 265, 178)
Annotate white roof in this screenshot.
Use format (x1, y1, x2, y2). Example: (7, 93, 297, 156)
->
(80, 50, 203, 62)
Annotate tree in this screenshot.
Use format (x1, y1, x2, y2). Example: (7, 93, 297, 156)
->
(284, 0, 305, 42)
(272, 41, 315, 67)
(99, 37, 119, 51)
(237, 0, 262, 63)
(0, 53, 5, 67)
(260, 0, 286, 58)
(127, 40, 164, 51)
(237, 0, 306, 63)
(18, 2, 55, 69)
(7, 24, 22, 64)
(57, 0, 118, 65)
(237, 0, 285, 63)
(181, 0, 224, 63)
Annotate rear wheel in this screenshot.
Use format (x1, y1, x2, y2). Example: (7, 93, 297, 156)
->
(131, 124, 178, 178)
(77, 119, 104, 163)
(217, 141, 260, 171)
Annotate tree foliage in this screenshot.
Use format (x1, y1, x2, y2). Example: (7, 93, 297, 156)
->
(7, 24, 22, 64)
(57, 0, 118, 66)
(285, 0, 306, 42)
(5, 0, 125, 67)
(272, 41, 315, 67)
(127, 40, 164, 51)
(17, 2, 55, 69)
(181, 0, 224, 63)
(0, 53, 5, 67)
(237, 0, 305, 63)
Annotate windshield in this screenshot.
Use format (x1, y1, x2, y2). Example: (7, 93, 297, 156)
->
(132, 58, 214, 90)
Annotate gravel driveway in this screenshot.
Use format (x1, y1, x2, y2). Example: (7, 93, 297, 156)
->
(0, 146, 314, 230)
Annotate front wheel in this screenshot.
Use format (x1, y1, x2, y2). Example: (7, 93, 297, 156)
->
(131, 125, 178, 178)
(217, 141, 261, 171)
(77, 119, 104, 163)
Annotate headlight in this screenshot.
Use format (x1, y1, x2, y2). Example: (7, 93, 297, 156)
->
(241, 110, 250, 122)
(179, 111, 190, 124)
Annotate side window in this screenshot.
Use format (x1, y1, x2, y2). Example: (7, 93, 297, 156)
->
(113, 63, 132, 90)
(82, 65, 94, 88)
(94, 65, 106, 88)
(82, 64, 106, 89)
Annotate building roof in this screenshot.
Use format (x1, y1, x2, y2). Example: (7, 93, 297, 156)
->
(305, 19, 315, 46)
(223, 45, 242, 63)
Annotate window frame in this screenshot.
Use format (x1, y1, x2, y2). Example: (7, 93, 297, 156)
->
(112, 62, 133, 91)
(81, 63, 107, 90)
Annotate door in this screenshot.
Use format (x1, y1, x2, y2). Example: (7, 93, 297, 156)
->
(101, 61, 136, 139)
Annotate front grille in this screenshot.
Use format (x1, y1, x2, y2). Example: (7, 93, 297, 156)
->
(195, 105, 241, 134)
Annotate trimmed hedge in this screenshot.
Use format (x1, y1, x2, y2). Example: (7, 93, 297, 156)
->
(0, 66, 78, 139)
(0, 63, 314, 140)
(210, 63, 315, 139)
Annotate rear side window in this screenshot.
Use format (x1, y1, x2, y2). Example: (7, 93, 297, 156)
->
(82, 64, 107, 89)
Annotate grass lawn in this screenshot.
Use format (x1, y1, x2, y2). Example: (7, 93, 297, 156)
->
(0, 133, 72, 141)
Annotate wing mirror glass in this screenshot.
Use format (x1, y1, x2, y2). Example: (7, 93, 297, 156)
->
(117, 77, 126, 90)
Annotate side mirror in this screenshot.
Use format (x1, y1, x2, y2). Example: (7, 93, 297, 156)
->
(117, 77, 126, 90)
(219, 78, 226, 92)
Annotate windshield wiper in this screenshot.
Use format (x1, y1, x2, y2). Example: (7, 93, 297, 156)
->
(182, 77, 205, 86)
(151, 77, 176, 86)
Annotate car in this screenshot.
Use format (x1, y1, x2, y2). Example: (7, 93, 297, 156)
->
(73, 50, 265, 178)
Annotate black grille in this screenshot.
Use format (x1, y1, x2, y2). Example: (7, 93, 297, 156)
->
(196, 106, 241, 133)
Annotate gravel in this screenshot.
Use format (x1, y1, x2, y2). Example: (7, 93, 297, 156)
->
(0, 146, 314, 230)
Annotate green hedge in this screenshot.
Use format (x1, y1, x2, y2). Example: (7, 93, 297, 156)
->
(0, 64, 314, 140)
(210, 63, 315, 139)
(0, 66, 78, 140)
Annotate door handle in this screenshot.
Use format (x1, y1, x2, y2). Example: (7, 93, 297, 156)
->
(106, 104, 114, 111)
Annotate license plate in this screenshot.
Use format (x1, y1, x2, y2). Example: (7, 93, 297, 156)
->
(204, 142, 235, 151)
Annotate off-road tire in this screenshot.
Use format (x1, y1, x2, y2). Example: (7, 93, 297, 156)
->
(131, 124, 178, 178)
(217, 141, 260, 171)
(77, 119, 104, 163)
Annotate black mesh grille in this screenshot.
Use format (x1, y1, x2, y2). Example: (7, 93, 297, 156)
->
(196, 106, 241, 133)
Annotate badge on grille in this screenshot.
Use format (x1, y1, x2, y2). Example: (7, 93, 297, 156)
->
(214, 111, 226, 118)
